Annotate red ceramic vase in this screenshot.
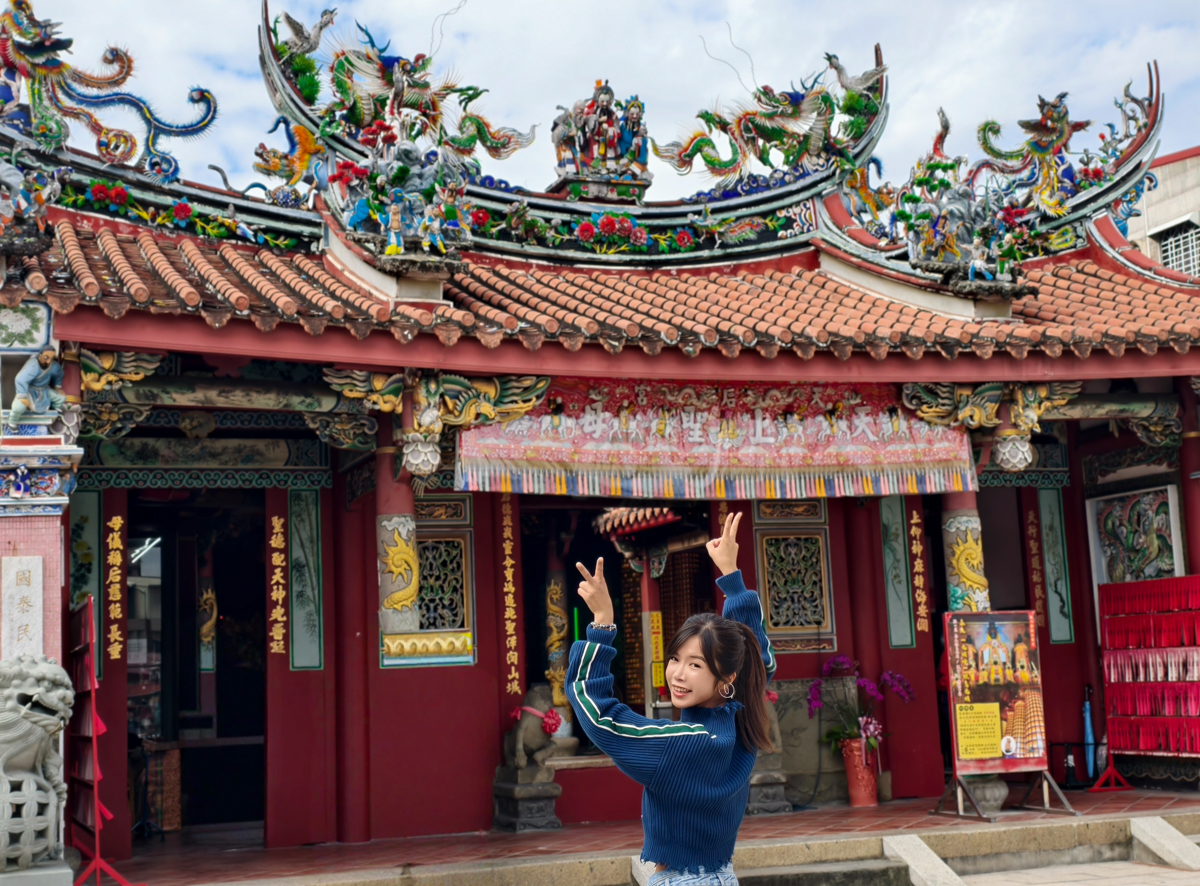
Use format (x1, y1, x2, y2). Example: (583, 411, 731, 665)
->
(840, 738, 879, 808)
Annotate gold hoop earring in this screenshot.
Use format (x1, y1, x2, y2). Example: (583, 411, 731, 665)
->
(719, 681, 735, 700)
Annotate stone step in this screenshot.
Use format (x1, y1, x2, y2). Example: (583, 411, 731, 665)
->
(738, 859, 910, 886)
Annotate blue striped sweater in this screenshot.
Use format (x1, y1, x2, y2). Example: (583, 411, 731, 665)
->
(565, 570, 776, 872)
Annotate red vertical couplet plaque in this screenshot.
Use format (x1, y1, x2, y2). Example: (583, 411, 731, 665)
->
(267, 500, 289, 656)
(499, 493, 523, 697)
(1021, 503, 1049, 630)
(93, 489, 130, 858)
(908, 505, 931, 635)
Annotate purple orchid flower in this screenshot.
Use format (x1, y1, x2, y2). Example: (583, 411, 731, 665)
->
(806, 679, 825, 718)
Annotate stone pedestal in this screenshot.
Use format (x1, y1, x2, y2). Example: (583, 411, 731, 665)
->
(547, 736, 579, 758)
(0, 861, 73, 885)
(493, 765, 562, 831)
(968, 775, 1009, 817)
(746, 751, 792, 815)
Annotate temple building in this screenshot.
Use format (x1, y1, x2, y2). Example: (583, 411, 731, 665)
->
(2, 0, 1200, 860)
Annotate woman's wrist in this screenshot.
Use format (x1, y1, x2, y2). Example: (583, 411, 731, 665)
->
(592, 610, 614, 626)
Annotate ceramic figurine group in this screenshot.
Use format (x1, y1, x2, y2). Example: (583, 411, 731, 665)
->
(551, 81, 651, 180)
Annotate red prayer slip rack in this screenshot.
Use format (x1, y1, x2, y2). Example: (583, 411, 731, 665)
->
(1095, 577, 1200, 791)
(68, 598, 143, 886)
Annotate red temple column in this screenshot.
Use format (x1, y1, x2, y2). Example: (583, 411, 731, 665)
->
(376, 395, 418, 652)
(1175, 377, 1200, 573)
(335, 488, 371, 842)
(543, 514, 576, 724)
(641, 560, 663, 718)
(941, 489, 990, 612)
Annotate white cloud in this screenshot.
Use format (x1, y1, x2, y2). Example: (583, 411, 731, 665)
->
(52, 0, 1200, 200)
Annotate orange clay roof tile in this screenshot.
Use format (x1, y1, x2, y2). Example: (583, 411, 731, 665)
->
(34, 220, 1200, 361)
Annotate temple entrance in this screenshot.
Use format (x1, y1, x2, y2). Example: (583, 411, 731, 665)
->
(126, 489, 268, 838)
(519, 498, 714, 748)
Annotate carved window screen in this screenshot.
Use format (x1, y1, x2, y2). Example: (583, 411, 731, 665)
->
(381, 529, 475, 666)
(754, 527, 835, 643)
(417, 536, 468, 631)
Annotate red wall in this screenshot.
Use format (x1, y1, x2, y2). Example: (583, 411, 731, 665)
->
(555, 767, 643, 824)
(361, 491, 503, 838)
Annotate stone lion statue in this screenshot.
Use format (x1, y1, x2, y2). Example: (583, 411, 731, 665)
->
(0, 655, 75, 871)
(504, 683, 558, 770)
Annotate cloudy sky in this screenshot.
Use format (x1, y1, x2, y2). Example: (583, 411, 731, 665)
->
(53, 0, 1200, 200)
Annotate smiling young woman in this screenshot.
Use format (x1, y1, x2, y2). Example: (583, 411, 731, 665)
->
(567, 512, 776, 886)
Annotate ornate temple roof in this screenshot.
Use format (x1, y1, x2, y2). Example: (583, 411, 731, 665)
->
(25, 210, 1200, 365)
(2, 1, 1195, 377)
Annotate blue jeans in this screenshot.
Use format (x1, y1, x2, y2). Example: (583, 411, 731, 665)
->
(647, 863, 738, 885)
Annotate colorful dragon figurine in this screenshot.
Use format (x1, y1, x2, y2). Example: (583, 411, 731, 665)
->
(0, 0, 217, 183)
(322, 22, 534, 175)
(653, 80, 834, 186)
(686, 205, 771, 247)
(253, 116, 325, 186)
(968, 92, 1091, 217)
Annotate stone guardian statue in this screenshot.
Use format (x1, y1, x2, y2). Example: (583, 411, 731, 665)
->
(0, 655, 75, 871)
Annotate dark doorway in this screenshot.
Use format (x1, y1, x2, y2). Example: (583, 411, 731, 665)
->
(127, 489, 267, 836)
(519, 498, 712, 749)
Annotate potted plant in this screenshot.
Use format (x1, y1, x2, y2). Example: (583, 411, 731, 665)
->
(806, 655, 914, 807)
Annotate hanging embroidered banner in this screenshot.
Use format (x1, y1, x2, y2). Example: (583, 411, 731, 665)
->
(456, 379, 974, 500)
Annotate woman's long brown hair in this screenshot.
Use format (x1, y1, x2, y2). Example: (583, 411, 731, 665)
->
(666, 612, 772, 753)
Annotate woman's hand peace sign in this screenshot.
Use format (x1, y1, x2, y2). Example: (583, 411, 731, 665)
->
(706, 511, 742, 576)
(576, 557, 614, 626)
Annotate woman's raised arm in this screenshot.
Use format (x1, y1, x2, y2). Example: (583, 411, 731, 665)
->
(707, 513, 776, 680)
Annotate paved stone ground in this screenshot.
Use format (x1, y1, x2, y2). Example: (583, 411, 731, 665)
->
(118, 789, 1200, 886)
(963, 861, 1200, 884)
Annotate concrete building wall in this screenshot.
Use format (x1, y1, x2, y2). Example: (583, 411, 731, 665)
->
(1125, 146, 1200, 264)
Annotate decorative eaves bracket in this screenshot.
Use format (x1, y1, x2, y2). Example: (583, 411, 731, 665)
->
(901, 382, 1182, 472)
(322, 368, 551, 476)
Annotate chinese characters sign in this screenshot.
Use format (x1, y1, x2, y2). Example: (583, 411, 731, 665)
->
(458, 379, 974, 500)
(649, 610, 665, 689)
(268, 513, 288, 655)
(2, 556, 43, 658)
(1023, 504, 1048, 629)
(945, 611, 1047, 775)
(501, 494, 521, 695)
(105, 516, 125, 660)
(910, 506, 931, 634)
